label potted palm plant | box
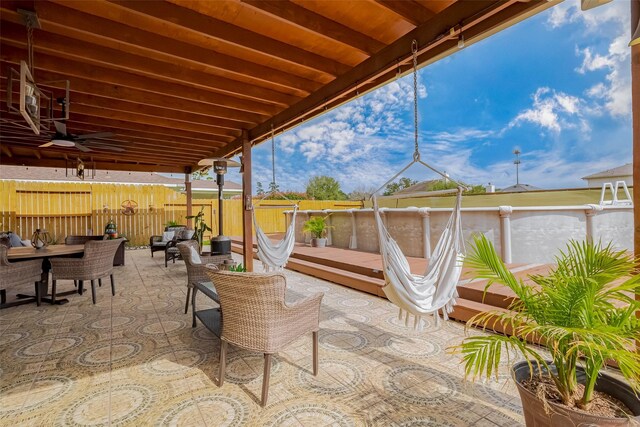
[456,234,640,426]
[303,215,331,247]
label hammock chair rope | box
[372,39,466,330]
[253,125,298,271]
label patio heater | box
[198,157,240,255]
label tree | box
[383,177,486,196]
[306,176,347,200]
[383,177,418,196]
[268,181,280,194]
[348,184,377,201]
[256,181,264,195]
[427,180,486,194]
[191,170,213,180]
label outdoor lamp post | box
[197,157,241,255]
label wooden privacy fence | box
[0,181,362,246]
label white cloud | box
[270,76,423,168]
[550,0,631,118]
[508,87,588,134]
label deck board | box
[231,237,552,319]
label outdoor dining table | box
[7,244,85,306]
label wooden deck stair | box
[230,238,550,335]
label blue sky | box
[226,0,632,193]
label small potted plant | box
[303,215,331,247]
[455,234,640,426]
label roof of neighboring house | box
[581,163,632,180]
[0,165,242,190]
[498,183,541,193]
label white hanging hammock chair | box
[252,124,298,272]
[373,191,465,329]
[253,206,297,272]
[370,39,466,329]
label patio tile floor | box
[0,249,524,426]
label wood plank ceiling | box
[0,0,556,173]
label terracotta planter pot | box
[310,238,327,248]
[512,361,640,427]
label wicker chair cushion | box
[162,231,175,242]
[151,241,168,247]
[173,229,194,240]
[189,246,201,264]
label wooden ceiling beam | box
[0,21,302,108]
[0,102,230,145]
[49,0,349,79]
[0,89,240,139]
[1,139,195,164]
[0,127,223,156]
[0,36,272,122]
[0,11,322,96]
[0,155,187,173]
[54,113,227,145]
[0,138,213,164]
[240,0,385,56]
[373,1,436,26]
[66,92,244,134]
[0,67,250,131]
[60,104,235,139]
[47,124,226,151]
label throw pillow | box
[162,231,175,242]
[189,246,202,264]
[8,232,23,247]
[183,229,195,240]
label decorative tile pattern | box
[0,249,524,426]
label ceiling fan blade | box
[76,132,114,140]
[53,120,67,135]
[39,141,55,147]
[74,142,92,152]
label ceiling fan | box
[38,120,123,152]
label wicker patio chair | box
[206,269,324,406]
[149,225,186,258]
[50,238,123,304]
[177,240,232,314]
[0,244,44,306]
[164,230,196,267]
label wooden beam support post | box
[241,130,254,272]
[185,169,193,229]
[632,0,640,258]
